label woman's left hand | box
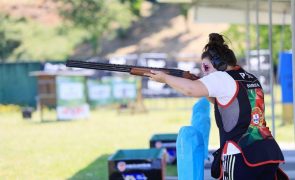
[144,70,168,83]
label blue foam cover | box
[177,126,204,180]
[176,97,211,180]
[191,97,211,158]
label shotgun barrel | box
[66,60,199,80]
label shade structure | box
[156,0,295,143]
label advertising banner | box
[87,78,112,106]
[246,50,271,94]
[56,76,89,120]
[112,77,137,104]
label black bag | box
[211,148,222,179]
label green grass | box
[0,104,191,180]
[0,96,294,180]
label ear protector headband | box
[208,49,227,71]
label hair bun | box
[209,33,224,45]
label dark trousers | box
[222,153,279,180]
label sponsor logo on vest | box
[247,83,260,88]
[239,73,246,79]
[253,114,260,124]
[251,107,264,126]
[239,72,254,79]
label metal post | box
[268,0,275,138]
[279,11,286,126]
[280,11,286,52]
[291,0,295,144]
[246,0,251,71]
[256,0,261,75]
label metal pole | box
[256,0,261,75]
[268,0,275,138]
[280,11,286,52]
[278,11,286,126]
[291,0,295,144]
[246,0,251,71]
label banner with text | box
[56,76,89,120]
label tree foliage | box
[0,15,87,61]
[223,24,292,64]
[0,0,135,61]
[0,14,22,62]
[57,0,134,55]
[121,0,144,16]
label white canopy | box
[159,0,291,24]
[158,0,295,142]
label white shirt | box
[199,71,237,106]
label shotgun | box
[66,60,200,80]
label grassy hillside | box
[1,1,228,61]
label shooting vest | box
[215,66,284,166]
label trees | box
[57,0,133,55]
[121,0,144,16]
[0,0,135,61]
[0,14,22,62]
[223,24,292,64]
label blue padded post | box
[177,126,204,180]
[191,97,211,159]
[176,97,210,180]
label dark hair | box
[201,33,237,67]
